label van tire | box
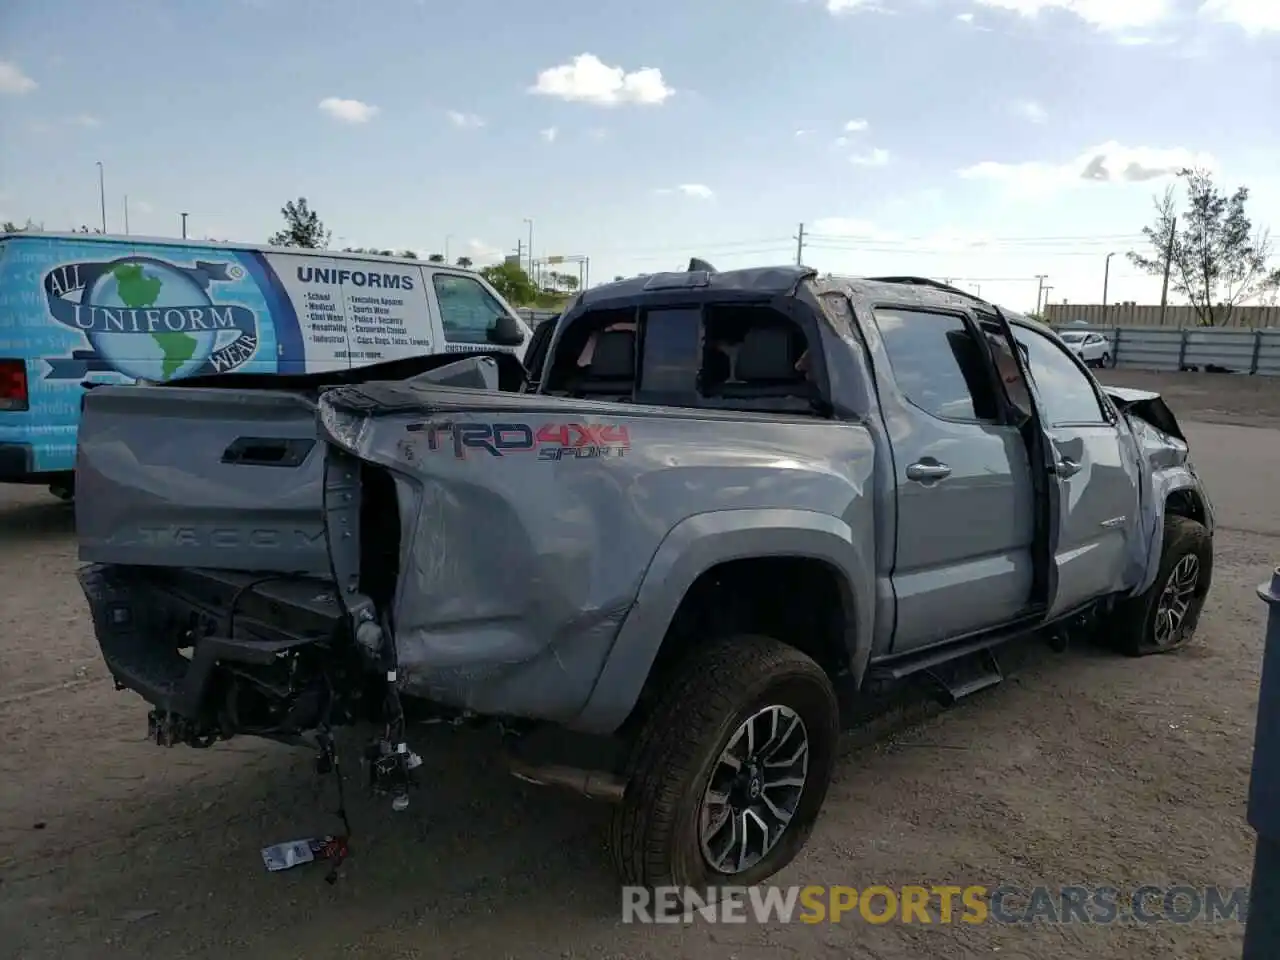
[1103,515,1212,657]
[609,634,839,897]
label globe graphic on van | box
[81,258,220,381]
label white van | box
[0,231,532,488]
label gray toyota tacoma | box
[75,264,1214,890]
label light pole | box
[1103,252,1115,308]
[95,161,106,233]
[1034,274,1048,314]
[445,235,453,262]
[123,195,130,235]
[523,218,533,277]
[180,212,188,239]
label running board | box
[923,648,1004,706]
[867,614,1043,686]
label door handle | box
[1054,456,1082,478]
[906,460,952,483]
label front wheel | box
[610,635,839,892]
[1102,515,1212,656]
[1101,352,1112,369]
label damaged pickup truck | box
[75,265,1214,891]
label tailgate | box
[76,383,331,574]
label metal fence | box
[516,308,561,327]
[1049,324,1280,376]
[1046,303,1280,329]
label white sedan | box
[1058,330,1112,368]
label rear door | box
[873,306,1038,653]
[1009,323,1140,618]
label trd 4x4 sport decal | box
[400,421,631,461]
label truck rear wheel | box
[1103,515,1212,656]
[609,634,839,894]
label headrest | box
[589,329,635,378]
[735,325,798,381]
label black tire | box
[1103,515,1212,656]
[1102,352,1112,369]
[610,634,839,893]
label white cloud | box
[540,126,558,142]
[588,127,609,140]
[957,11,976,21]
[972,0,1171,31]
[464,239,505,264]
[529,53,674,106]
[0,60,36,94]
[795,129,811,138]
[1010,99,1048,123]
[447,110,485,129]
[844,118,869,132]
[654,184,715,200]
[826,0,882,12]
[850,148,891,166]
[318,97,379,123]
[958,140,1216,196]
[71,115,101,128]
[1199,0,1280,33]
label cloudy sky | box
[1,0,1277,311]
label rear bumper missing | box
[79,564,350,739]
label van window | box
[432,273,509,345]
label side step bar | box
[867,612,1046,704]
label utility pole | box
[515,238,523,270]
[1034,274,1048,314]
[123,195,130,235]
[1043,286,1055,317]
[1158,215,1176,326]
[180,212,188,239]
[794,222,805,266]
[523,218,534,275]
[95,161,106,233]
[1103,252,1115,308]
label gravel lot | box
[1,370,1277,960]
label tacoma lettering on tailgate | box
[402,421,631,461]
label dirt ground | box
[1,370,1278,960]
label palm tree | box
[456,256,473,268]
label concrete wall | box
[1045,303,1280,328]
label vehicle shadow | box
[0,493,74,545]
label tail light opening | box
[0,359,28,411]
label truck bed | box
[76,373,879,725]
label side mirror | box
[487,313,526,347]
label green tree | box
[1128,167,1280,326]
[455,255,473,268]
[428,253,445,263]
[561,273,579,292]
[268,197,331,249]
[480,261,537,305]
[399,249,418,259]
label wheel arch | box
[1132,472,1213,596]
[568,509,875,737]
